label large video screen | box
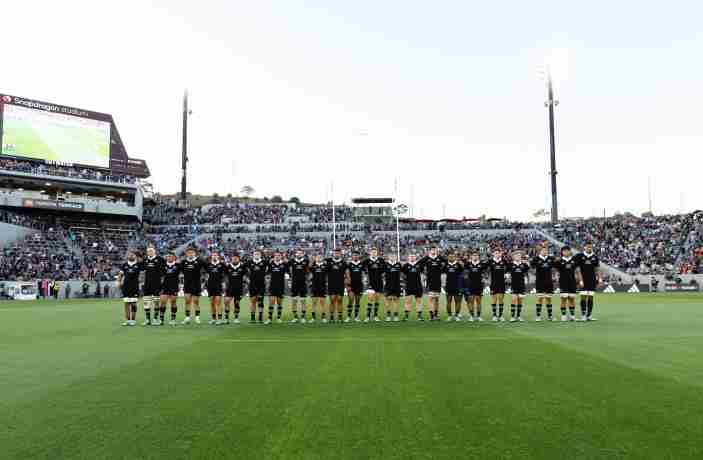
[1,103,111,168]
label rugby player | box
[268,252,287,324]
[384,253,402,321]
[223,252,247,324]
[554,246,578,321]
[422,247,446,321]
[142,246,165,326]
[180,247,206,324]
[442,252,464,321]
[288,249,310,323]
[464,251,486,321]
[401,253,424,320]
[531,244,556,321]
[204,252,225,325]
[507,251,530,322]
[117,251,141,326]
[362,248,386,322]
[486,248,508,322]
[347,251,365,322]
[575,242,602,321]
[310,254,327,323]
[245,250,269,323]
[160,253,181,326]
[326,248,347,323]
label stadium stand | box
[546,213,701,275]
[3,192,703,281]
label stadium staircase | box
[174,234,209,256]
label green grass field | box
[1,293,702,460]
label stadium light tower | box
[544,69,559,225]
[181,89,190,200]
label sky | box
[3,0,702,220]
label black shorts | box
[468,286,484,297]
[385,287,401,297]
[426,283,442,294]
[161,286,179,296]
[291,283,308,298]
[405,286,423,298]
[269,286,285,298]
[328,285,345,297]
[350,284,363,296]
[369,279,384,293]
[536,282,554,295]
[207,284,223,297]
[560,282,577,295]
[184,284,201,296]
[311,284,327,297]
[582,278,597,292]
[249,284,265,297]
[122,284,139,299]
[491,284,506,295]
[143,283,162,297]
[512,285,526,295]
[226,288,243,299]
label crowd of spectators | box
[0,209,51,230]
[548,213,701,275]
[0,158,136,185]
[198,230,544,261]
[1,228,83,281]
[4,194,703,280]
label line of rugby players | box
[116,242,601,326]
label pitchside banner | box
[664,283,700,292]
[23,198,84,211]
[521,283,647,295]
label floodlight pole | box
[546,73,559,225]
[331,182,336,250]
[395,178,400,260]
[180,89,189,200]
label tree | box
[240,185,254,198]
[289,196,301,204]
[271,195,283,203]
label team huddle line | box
[117,243,601,327]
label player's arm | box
[116,269,124,289]
[595,259,603,287]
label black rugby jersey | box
[246,258,269,288]
[348,261,364,288]
[464,261,487,289]
[363,257,386,286]
[326,258,348,288]
[486,258,508,287]
[507,262,531,291]
[120,261,142,292]
[162,262,181,292]
[180,257,205,285]
[288,257,309,287]
[443,261,464,293]
[224,262,247,293]
[531,255,556,288]
[142,256,165,288]
[574,252,600,284]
